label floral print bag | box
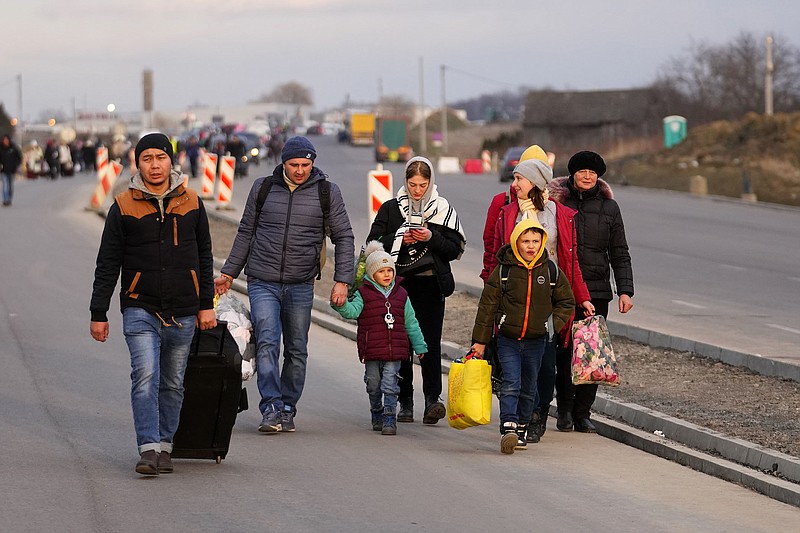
[571,315,620,387]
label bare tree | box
[254,82,314,106]
[655,32,800,123]
[0,104,14,139]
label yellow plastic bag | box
[447,356,492,430]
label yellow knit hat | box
[519,145,548,164]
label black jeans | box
[536,334,557,415]
[398,275,445,404]
[555,298,610,419]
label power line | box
[442,65,517,90]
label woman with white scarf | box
[367,156,466,425]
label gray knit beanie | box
[513,159,553,190]
[364,240,395,280]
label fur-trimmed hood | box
[547,175,614,204]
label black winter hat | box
[135,133,173,164]
[568,151,606,177]
[281,136,317,163]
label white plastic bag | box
[215,292,256,380]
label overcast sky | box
[1,0,795,123]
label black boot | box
[537,409,548,438]
[574,417,597,433]
[528,411,547,442]
[397,400,414,423]
[556,410,573,432]
[422,396,445,425]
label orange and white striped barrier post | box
[217,155,235,209]
[481,150,491,173]
[90,147,110,209]
[90,157,123,210]
[201,152,217,200]
[367,163,393,224]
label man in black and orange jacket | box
[90,133,216,476]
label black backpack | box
[253,176,331,280]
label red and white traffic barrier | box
[90,147,111,209]
[201,152,217,199]
[90,153,123,209]
[217,155,235,206]
[367,164,393,224]
[481,150,491,173]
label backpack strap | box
[316,179,331,280]
[500,263,511,294]
[254,176,276,223]
[546,258,558,340]
[318,179,331,237]
[548,258,557,293]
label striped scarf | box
[390,183,466,260]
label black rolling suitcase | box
[172,321,248,463]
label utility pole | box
[765,35,774,116]
[440,64,447,154]
[377,76,383,113]
[419,57,426,153]
[17,74,23,146]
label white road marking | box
[766,324,800,335]
[719,264,746,271]
[672,300,707,309]
[789,277,800,283]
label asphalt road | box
[1,163,799,530]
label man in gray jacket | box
[215,136,354,433]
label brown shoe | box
[135,450,159,476]
[158,451,174,474]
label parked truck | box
[374,117,413,163]
[348,112,376,146]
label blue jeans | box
[496,334,547,427]
[248,278,314,415]
[122,307,196,454]
[364,360,401,414]
[1,172,13,204]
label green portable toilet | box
[663,115,687,148]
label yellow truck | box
[348,112,376,146]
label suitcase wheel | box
[216,456,221,464]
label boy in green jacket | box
[471,218,574,454]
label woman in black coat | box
[548,151,634,432]
[367,156,466,425]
